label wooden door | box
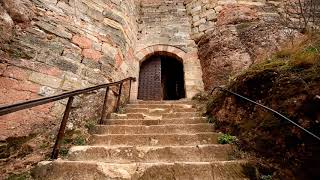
[138,56,162,100]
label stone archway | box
[131,45,204,101]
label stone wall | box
[0,0,138,140]
[133,0,204,99]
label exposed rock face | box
[191,0,302,90]
[2,0,34,23]
[0,6,14,43]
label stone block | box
[82,49,103,60]
[29,72,62,89]
[72,35,92,49]
[101,43,118,59]
[191,5,202,14]
[50,57,81,75]
[61,73,91,91]
[194,18,206,27]
[35,21,72,40]
[199,21,215,32]
[192,15,200,22]
[201,9,216,18]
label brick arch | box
[135,45,187,63]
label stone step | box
[67,144,233,163]
[123,107,197,114]
[110,112,202,119]
[33,160,251,180]
[93,124,214,135]
[89,133,220,146]
[104,117,207,125]
[126,104,193,109]
[131,100,193,104]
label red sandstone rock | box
[2,0,34,23]
[217,5,259,25]
[82,49,103,60]
[72,35,92,49]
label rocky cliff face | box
[190,0,302,90]
[203,35,320,179]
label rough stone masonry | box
[0,0,297,154]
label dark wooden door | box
[138,56,162,100]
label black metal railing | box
[0,77,136,159]
[211,86,320,141]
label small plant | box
[117,106,125,113]
[261,175,273,180]
[73,136,86,146]
[218,134,237,144]
[85,121,95,132]
[59,147,69,157]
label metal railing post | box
[51,96,74,159]
[116,83,123,111]
[128,79,132,103]
[100,87,109,124]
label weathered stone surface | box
[82,49,103,60]
[28,71,62,89]
[72,35,92,49]
[2,0,34,23]
[217,4,259,25]
[33,101,252,179]
[35,21,72,39]
[0,6,14,43]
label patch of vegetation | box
[117,106,125,114]
[85,121,96,132]
[261,175,273,180]
[218,134,237,144]
[39,142,50,149]
[6,172,31,180]
[73,136,86,146]
[63,130,87,146]
[59,147,69,157]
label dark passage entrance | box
[138,54,185,100]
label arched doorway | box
[138,54,185,100]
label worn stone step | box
[131,100,193,104]
[33,160,251,180]
[89,133,220,146]
[123,107,197,114]
[93,124,214,135]
[126,104,193,109]
[67,144,233,163]
[110,112,202,119]
[104,117,207,125]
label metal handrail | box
[211,86,320,141]
[0,77,136,159]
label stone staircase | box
[33,100,251,180]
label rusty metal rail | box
[0,77,136,159]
